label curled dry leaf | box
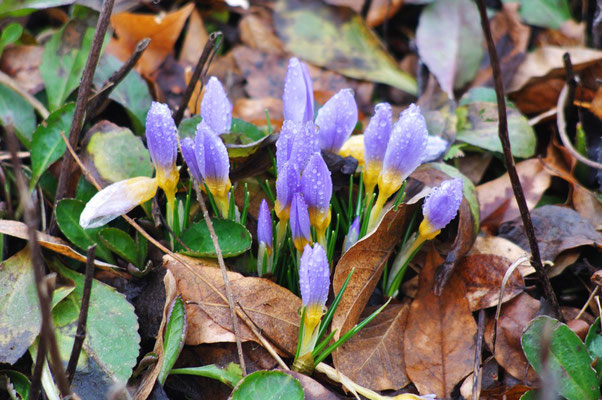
[458,254,525,311]
[469,236,533,277]
[478,158,552,233]
[335,302,410,391]
[484,292,540,385]
[108,3,195,76]
[163,255,301,355]
[404,248,477,398]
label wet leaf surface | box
[0,83,35,147]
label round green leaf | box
[98,227,139,267]
[55,198,114,262]
[230,371,304,400]
[177,218,252,258]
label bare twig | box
[0,71,49,119]
[476,0,562,320]
[29,329,48,400]
[85,38,151,120]
[4,128,71,398]
[51,0,116,234]
[472,309,485,400]
[66,245,96,383]
[173,31,223,125]
[196,188,247,375]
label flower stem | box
[385,233,426,297]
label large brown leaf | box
[164,255,301,355]
[335,303,409,391]
[457,254,525,311]
[404,248,477,398]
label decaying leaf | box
[458,254,525,311]
[404,248,477,398]
[164,255,301,355]
[470,235,533,277]
[335,303,410,391]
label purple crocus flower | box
[379,104,428,197]
[276,120,297,173]
[146,102,178,171]
[257,198,273,251]
[419,178,463,240]
[201,76,232,135]
[424,135,449,162]
[363,103,392,194]
[301,152,332,235]
[290,121,319,172]
[194,121,231,204]
[315,89,358,153]
[343,216,360,252]
[283,57,314,123]
[181,137,202,182]
[275,161,300,221]
[299,243,329,321]
[290,192,311,252]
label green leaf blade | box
[177,219,252,258]
[231,371,304,400]
[158,296,187,385]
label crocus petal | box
[343,216,360,252]
[257,198,273,249]
[338,135,365,166]
[299,243,330,308]
[146,102,178,170]
[283,57,314,123]
[195,121,230,195]
[275,161,300,220]
[301,152,332,230]
[290,193,311,252]
[421,178,463,231]
[315,89,358,153]
[201,76,232,135]
[289,121,319,172]
[424,135,449,162]
[379,104,428,195]
[80,177,158,229]
[181,137,202,182]
[364,102,392,166]
[276,120,300,173]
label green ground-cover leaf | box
[0,0,74,17]
[0,370,30,399]
[231,370,304,400]
[170,363,242,388]
[0,84,35,147]
[30,103,75,189]
[522,315,600,400]
[273,0,416,94]
[0,23,23,58]
[93,54,152,134]
[55,198,115,262]
[516,0,571,29]
[98,227,139,267]
[52,260,140,382]
[40,15,95,111]
[176,218,252,258]
[158,296,187,385]
[585,317,602,383]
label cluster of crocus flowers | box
[293,243,330,373]
[367,104,429,229]
[385,178,463,297]
[80,102,179,229]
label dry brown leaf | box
[404,248,477,398]
[179,9,209,67]
[281,370,340,400]
[0,220,120,272]
[335,303,410,391]
[0,45,44,94]
[456,152,493,185]
[331,200,419,343]
[365,0,404,27]
[134,270,178,400]
[239,12,285,55]
[477,158,552,233]
[458,254,524,311]
[484,292,539,384]
[108,3,195,76]
[535,20,586,48]
[469,236,533,276]
[164,255,301,355]
[186,306,236,345]
[232,97,284,128]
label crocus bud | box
[80,177,159,229]
[181,137,202,182]
[343,216,360,252]
[289,121,319,172]
[378,104,428,198]
[283,57,314,123]
[419,178,463,240]
[194,121,231,215]
[201,76,232,135]
[315,89,358,153]
[275,161,300,221]
[276,120,297,173]
[363,103,392,194]
[299,243,329,333]
[301,152,332,237]
[257,198,273,252]
[146,102,179,200]
[290,193,311,253]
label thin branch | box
[475,0,562,320]
[0,70,49,119]
[173,31,223,125]
[85,38,151,120]
[195,188,247,375]
[66,245,96,383]
[4,127,71,398]
[51,0,116,234]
